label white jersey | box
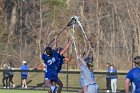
[80,71,84,87]
[80,65,96,86]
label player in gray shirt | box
[77,51,98,93]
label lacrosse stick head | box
[67,16,80,26]
[67,17,76,26]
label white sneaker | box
[13,84,15,88]
[25,86,27,89]
[3,86,6,88]
[22,85,24,89]
[51,86,57,93]
[106,90,110,92]
[112,91,116,93]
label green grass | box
[0,89,74,93]
[0,71,126,92]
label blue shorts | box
[21,75,27,79]
[45,70,58,82]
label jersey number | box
[47,57,56,65]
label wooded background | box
[0,0,140,70]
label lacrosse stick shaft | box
[69,26,78,59]
[47,26,68,46]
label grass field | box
[0,71,126,92]
[0,89,74,93]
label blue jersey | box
[56,54,65,73]
[126,67,140,93]
[20,65,29,75]
[110,68,117,79]
[42,50,60,81]
[42,50,60,71]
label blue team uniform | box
[110,68,117,79]
[42,50,60,82]
[126,67,140,93]
[20,65,29,79]
[56,54,65,73]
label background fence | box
[0,69,127,92]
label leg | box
[106,78,110,92]
[56,77,63,93]
[45,71,57,93]
[21,75,25,88]
[45,80,56,93]
[44,80,55,93]
[24,79,27,88]
[82,86,88,93]
[22,79,24,88]
[22,75,27,88]
[106,78,109,90]
[132,82,135,93]
[8,75,12,88]
[10,75,15,88]
[22,79,26,88]
[9,75,14,84]
[111,79,115,92]
[45,79,53,88]
[111,79,113,92]
[114,79,117,92]
[2,77,6,87]
[8,76,10,88]
[108,78,111,90]
[5,77,8,88]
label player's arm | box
[77,55,87,67]
[53,36,58,49]
[37,63,46,70]
[73,53,82,69]
[60,40,72,55]
[27,66,30,76]
[125,78,130,93]
[75,60,82,70]
[83,86,88,93]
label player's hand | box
[54,36,58,39]
[89,45,93,51]
[28,73,30,76]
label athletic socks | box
[51,86,57,93]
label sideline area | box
[0,89,74,93]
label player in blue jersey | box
[20,61,29,89]
[125,56,140,93]
[42,47,59,93]
[42,40,72,93]
[55,47,72,93]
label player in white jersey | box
[77,51,98,93]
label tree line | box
[0,0,140,70]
